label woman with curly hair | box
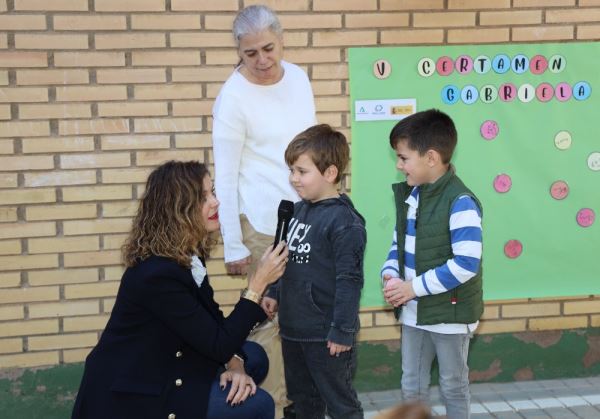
[71,161,288,419]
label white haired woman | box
[212,4,316,417]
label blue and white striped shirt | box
[381,186,482,333]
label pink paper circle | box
[480,120,499,140]
[436,56,454,76]
[550,180,569,200]
[455,55,473,74]
[576,208,595,227]
[536,83,554,102]
[530,55,548,75]
[499,83,517,102]
[555,82,572,102]
[494,174,512,193]
[504,240,523,259]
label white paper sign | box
[354,98,417,122]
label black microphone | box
[273,200,294,248]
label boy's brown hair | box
[285,123,349,183]
[389,108,457,164]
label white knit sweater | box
[212,60,316,262]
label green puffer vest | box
[393,169,483,325]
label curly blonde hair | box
[122,160,213,268]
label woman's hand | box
[248,242,288,295]
[225,255,252,276]
[219,366,257,406]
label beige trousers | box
[240,215,288,410]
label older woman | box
[71,161,288,419]
[212,5,316,413]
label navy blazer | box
[72,255,266,419]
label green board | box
[349,43,599,307]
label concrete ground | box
[360,376,600,418]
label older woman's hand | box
[248,242,288,295]
[225,255,252,276]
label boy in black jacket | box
[264,124,366,419]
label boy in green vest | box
[380,109,483,419]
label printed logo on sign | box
[354,99,417,121]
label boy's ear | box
[425,149,442,167]
[324,164,339,183]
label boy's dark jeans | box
[282,339,363,419]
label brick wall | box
[1,0,599,369]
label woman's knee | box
[242,341,269,383]
[245,388,275,419]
